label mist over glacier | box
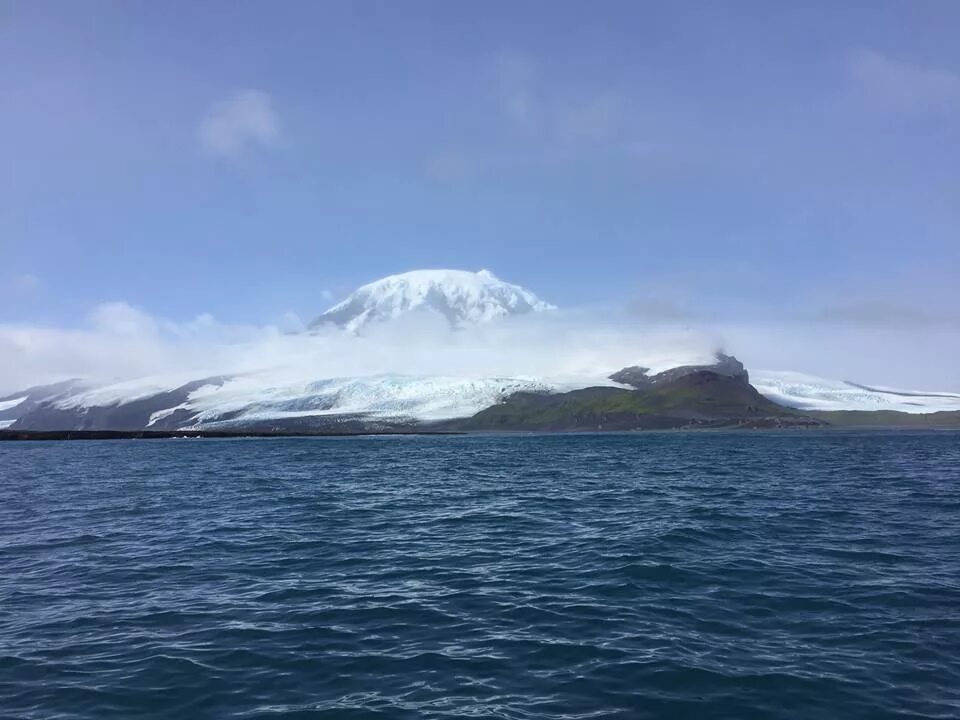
[0,302,723,398]
[1,267,957,409]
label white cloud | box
[198,89,280,158]
[2,297,957,398]
[278,312,305,333]
[0,303,279,394]
[849,49,960,112]
[89,301,160,336]
[0,299,723,396]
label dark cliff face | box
[609,353,749,389]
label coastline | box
[0,429,464,441]
[3,425,958,442]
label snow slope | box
[752,371,960,413]
[177,374,559,426]
[45,373,569,428]
[0,396,27,428]
[7,366,959,430]
[0,397,27,413]
[310,269,555,331]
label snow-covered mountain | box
[3,268,959,431]
[4,358,959,432]
[310,269,555,332]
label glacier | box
[752,371,960,413]
[8,365,956,432]
[176,375,563,426]
[5,371,605,430]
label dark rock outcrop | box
[610,352,749,389]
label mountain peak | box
[310,269,555,331]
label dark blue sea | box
[1,431,959,719]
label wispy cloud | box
[430,51,692,186]
[198,89,281,158]
[625,295,701,324]
[5,274,40,294]
[556,93,623,145]
[423,148,477,182]
[811,301,960,329]
[492,51,626,146]
[493,50,541,131]
[2,294,959,396]
[849,49,960,112]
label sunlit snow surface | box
[311,269,555,332]
[36,372,605,429]
[181,375,566,426]
[135,374,595,428]
[55,375,206,409]
[752,371,960,413]
[0,397,27,413]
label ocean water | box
[1,431,958,720]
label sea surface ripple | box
[1,431,959,719]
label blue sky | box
[2,1,959,333]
